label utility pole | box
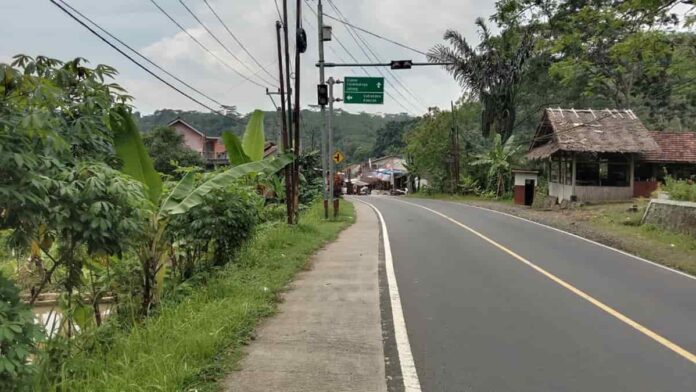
[327,77,342,217]
[282,0,294,222]
[316,0,329,219]
[292,0,302,223]
[450,100,460,194]
[275,21,293,224]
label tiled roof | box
[527,108,660,159]
[641,131,696,163]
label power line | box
[49,0,237,119]
[305,0,418,113]
[148,0,270,89]
[326,0,426,113]
[201,0,278,82]
[178,0,276,86]
[55,0,227,109]
[321,11,428,57]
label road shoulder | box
[221,201,386,392]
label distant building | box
[168,117,277,166]
[527,108,696,202]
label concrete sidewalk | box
[222,201,386,392]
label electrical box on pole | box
[317,83,328,106]
[390,60,413,70]
[322,25,332,41]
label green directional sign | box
[344,76,384,104]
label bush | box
[167,185,261,279]
[663,176,696,202]
[0,274,43,391]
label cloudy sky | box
[1,0,498,116]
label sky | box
[0,0,498,116]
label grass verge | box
[409,193,696,276]
[57,201,355,392]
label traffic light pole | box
[327,77,340,217]
[316,0,329,219]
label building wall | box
[171,123,205,154]
[514,173,538,186]
[642,199,696,237]
[549,182,632,202]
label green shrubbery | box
[663,176,696,202]
[167,185,261,278]
[0,275,43,391]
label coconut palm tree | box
[428,18,534,142]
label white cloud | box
[1,0,499,116]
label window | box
[565,160,573,185]
[575,155,630,187]
[550,159,560,183]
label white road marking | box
[354,198,422,392]
[431,199,696,281]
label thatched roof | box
[641,131,696,163]
[526,108,660,160]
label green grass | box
[580,202,696,275]
[56,201,355,392]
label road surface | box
[363,196,696,392]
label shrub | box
[663,176,696,202]
[0,274,43,391]
[167,185,261,279]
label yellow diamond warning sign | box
[332,150,345,164]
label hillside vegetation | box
[135,108,412,163]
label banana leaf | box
[111,107,163,205]
[221,131,251,165]
[242,110,265,161]
[165,153,294,215]
[158,171,196,217]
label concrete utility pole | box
[316,0,329,219]
[275,22,293,224]
[450,100,460,194]
[327,77,342,217]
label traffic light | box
[317,83,328,106]
[390,60,412,70]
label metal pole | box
[276,21,293,225]
[282,0,294,223]
[328,77,335,217]
[317,0,329,219]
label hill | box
[134,108,413,163]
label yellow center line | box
[394,198,696,366]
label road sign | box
[344,76,384,104]
[332,150,345,164]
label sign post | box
[343,76,384,104]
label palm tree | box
[428,19,534,142]
[472,134,522,197]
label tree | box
[428,19,535,142]
[372,119,417,158]
[472,134,522,197]
[143,126,202,175]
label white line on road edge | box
[354,198,422,392]
[394,198,696,366]
[411,198,696,282]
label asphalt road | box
[364,196,696,392]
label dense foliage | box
[663,176,696,202]
[143,126,202,176]
[0,274,42,391]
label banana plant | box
[221,109,267,165]
[110,107,293,314]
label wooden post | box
[571,153,577,199]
